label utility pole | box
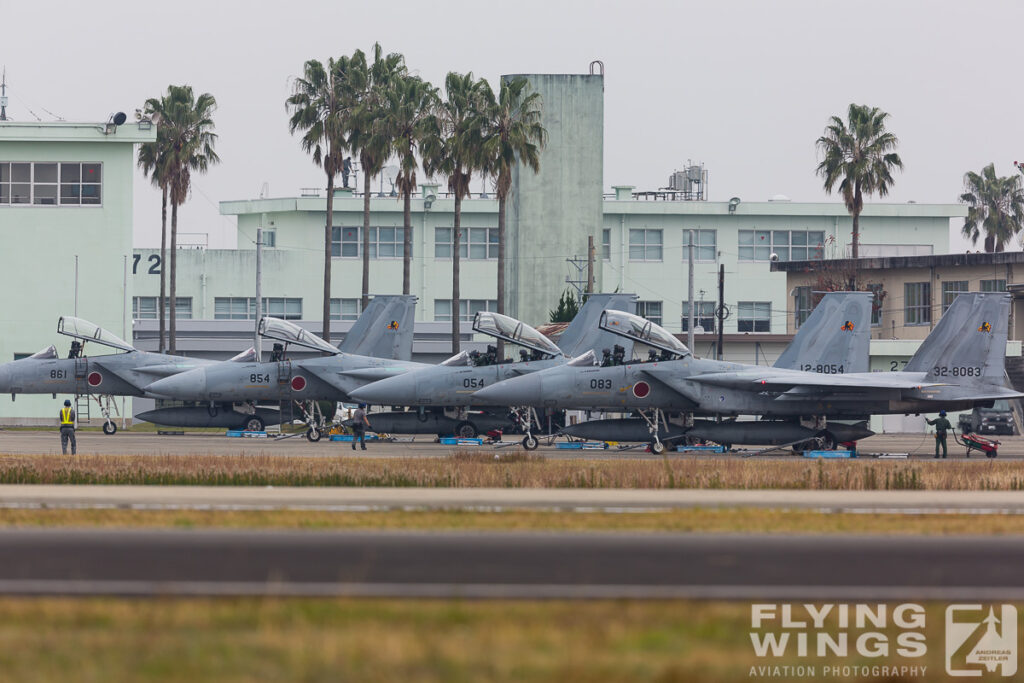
[255,225,263,360]
[687,230,695,352]
[74,255,79,317]
[586,235,595,296]
[716,264,725,360]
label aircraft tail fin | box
[774,291,873,372]
[556,293,639,358]
[905,292,1011,384]
[337,295,417,360]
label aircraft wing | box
[631,365,702,405]
[686,369,943,392]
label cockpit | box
[258,317,341,357]
[598,310,690,362]
[57,316,136,355]
[470,311,564,366]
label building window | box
[263,231,276,248]
[904,282,931,325]
[739,230,824,261]
[331,226,359,257]
[602,229,610,261]
[0,162,101,206]
[628,229,663,261]
[681,301,715,332]
[738,301,771,332]
[434,227,497,259]
[133,297,192,320]
[330,298,362,321]
[941,280,969,313]
[637,300,663,326]
[434,299,497,322]
[867,284,884,326]
[214,297,302,320]
[332,226,404,259]
[793,287,813,328]
[683,229,716,262]
[981,279,1007,292]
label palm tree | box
[815,103,903,260]
[287,57,355,341]
[149,85,219,354]
[137,100,172,352]
[479,76,546,326]
[385,74,438,295]
[347,44,406,311]
[960,163,1024,252]
[422,72,489,353]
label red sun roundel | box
[87,372,103,387]
[632,381,651,398]
[290,376,307,392]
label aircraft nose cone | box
[349,375,410,405]
[146,369,205,399]
[0,365,10,393]
[473,374,539,406]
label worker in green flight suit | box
[926,410,952,459]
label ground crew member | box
[59,399,76,455]
[351,403,371,451]
[926,410,952,459]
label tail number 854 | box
[932,366,982,377]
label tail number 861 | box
[932,366,982,377]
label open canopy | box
[57,316,135,352]
[599,310,690,359]
[473,311,563,359]
[258,317,341,356]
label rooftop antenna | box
[0,68,8,121]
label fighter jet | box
[0,316,256,434]
[141,294,423,436]
[347,293,639,438]
[476,292,1022,451]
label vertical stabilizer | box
[774,291,873,372]
[338,295,417,360]
[905,292,1010,384]
[556,293,639,358]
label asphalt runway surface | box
[0,429,1019,459]
[0,528,1022,599]
[6,484,1024,514]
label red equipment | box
[959,431,1000,458]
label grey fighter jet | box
[347,293,638,437]
[141,295,424,435]
[475,292,1021,451]
[0,317,257,434]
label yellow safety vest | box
[60,407,74,425]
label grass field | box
[0,598,978,682]
[3,452,1024,489]
[4,506,1024,536]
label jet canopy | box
[27,345,58,360]
[473,311,563,359]
[599,310,690,359]
[258,317,341,356]
[57,316,135,352]
[440,350,472,366]
[229,347,258,363]
[568,349,597,367]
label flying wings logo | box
[841,321,855,331]
[979,322,992,333]
[946,604,1017,676]
[387,320,400,330]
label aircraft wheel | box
[454,421,478,439]
[989,449,998,458]
[102,422,117,435]
[243,416,265,433]
[306,427,322,442]
[522,434,539,451]
[816,430,837,451]
[650,440,666,455]
[792,440,813,454]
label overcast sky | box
[3,0,1021,250]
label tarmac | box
[0,429,1017,459]
[0,528,1022,599]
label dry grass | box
[3,452,1024,490]
[0,597,970,682]
[4,506,1024,536]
